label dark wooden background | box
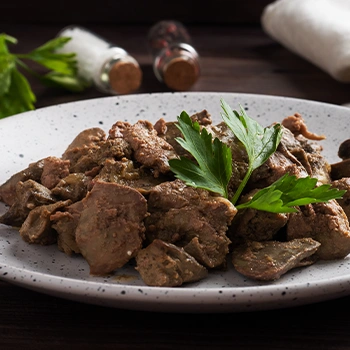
[2,0,272,25]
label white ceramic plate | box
[1,92,350,313]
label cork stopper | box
[163,57,199,91]
[108,60,142,94]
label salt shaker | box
[56,25,142,95]
[147,20,200,91]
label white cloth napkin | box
[261,0,350,82]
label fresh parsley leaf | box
[0,34,16,96]
[0,55,15,96]
[19,37,78,76]
[220,99,283,204]
[0,67,36,118]
[39,71,89,92]
[0,33,89,119]
[0,33,16,54]
[236,173,346,213]
[169,111,232,198]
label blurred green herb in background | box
[0,33,89,119]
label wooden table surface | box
[2,22,350,350]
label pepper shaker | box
[147,20,200,91]
[56,25,142,95]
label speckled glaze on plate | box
[1,92,350,313]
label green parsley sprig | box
[169,99,345,213]
[168,111,232,198]
[236,173,346,213]
[220,99,283,204]
[0,33,89,119]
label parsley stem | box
[231,166,252,205]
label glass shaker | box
[56,25,142,95]
[147,20,200,91]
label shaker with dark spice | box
[147,20,200,91]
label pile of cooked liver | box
[1,110,350,286]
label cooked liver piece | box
[19,200,72,245]
[228,188,289,245]
[61,127,106,165]
[0,159,44,206]
[287,200,350,260]
[135,239,208,287]
[331,177,350,219]
[40,156,70,189]
[0,179,56,226]
[69,138,132,174]
[95,158,167,195]
[229,207,289,245]
[75,181,148,275]
[331,159,350,180]
[51,173,91,202]
[116,120,178,177]
[232,238,320,281]
[50,200,85,256]
[282,112,326,141]
[145,179,237,268]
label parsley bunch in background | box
[0,33,89,119]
